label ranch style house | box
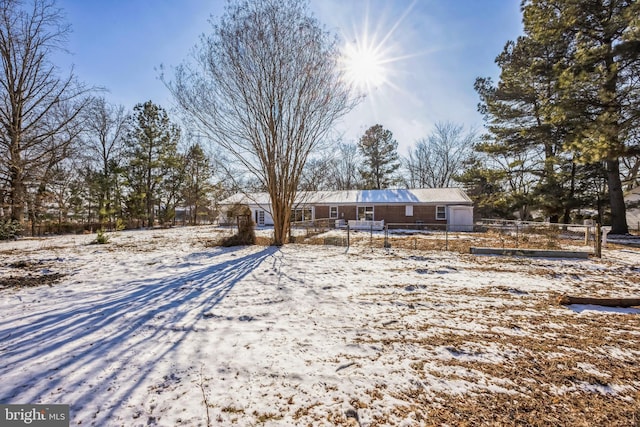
[219,188,474,231]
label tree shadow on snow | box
[0,245,278,424]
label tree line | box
[0,0,221,235]
[2,0,638,243]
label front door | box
[255,210,265,226]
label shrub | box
[94,228,110,244]
[220,215,255,247]
[0,219,22,240]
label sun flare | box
[343,42,387,89]
[339,2,417,93]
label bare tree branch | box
[165,0,359,245]
[0,0,92,224]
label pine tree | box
[123,101,181,228]
[523,0,639,233]
[475,0,638,228]
[183,143,214,225]
[474,32,579,222]
[358,124,401,190]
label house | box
[218,188,474,231]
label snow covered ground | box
[1,226,639,426]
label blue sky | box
[56,0,523,154]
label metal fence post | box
[384,224,389,248]
[445,223,449,251]
[347,223,350,248]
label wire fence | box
[289,218,603,256]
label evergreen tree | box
[358,124,401,189]
[455,156,512,219]
[157,150,185,226]
[474,33,578,222]
[475,0,637,228]
[523,0,639,233]
[183,143,214,225]
[123,101,181,227]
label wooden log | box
[558,295,640,308]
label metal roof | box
[221,188,473,206]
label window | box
[436,205,446,220]
[405,205,414,217]
[291,207,312,222]
[357,206,374,221]
[329,206,338,219]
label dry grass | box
[294,234,640,427]
[2,227,638,425]
[0,272,65,289]
[0,259,66,290]
[297,229,598,254]
[343,249,640,427]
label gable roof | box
[221,188,473,206]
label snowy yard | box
[1,226,639,426]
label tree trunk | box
[607,159,628,234]
[271,199,286,246]
[9,169,25,224]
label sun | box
[343,41,387,89]
[339,1,417,93]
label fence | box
[25,222,106,236]
[290,218,602,256]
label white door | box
[255,210,265,226]
[449,207,472,232]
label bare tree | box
[299,155,333,191]
[25,122,81,234]
[299,141,362,191]
[405,122,476,188]
[166,0,358,245]
[81,97,129,223]
[329,142,361,190]
[0,0,91,225]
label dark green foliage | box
[82,98,129,225]
[455,157,514,219]
[522,0,638,233]
[474,0,638,229]
[124,101,181,228]
[183,143,214,225]
[0,219,22,240]
[358,124,401,189]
